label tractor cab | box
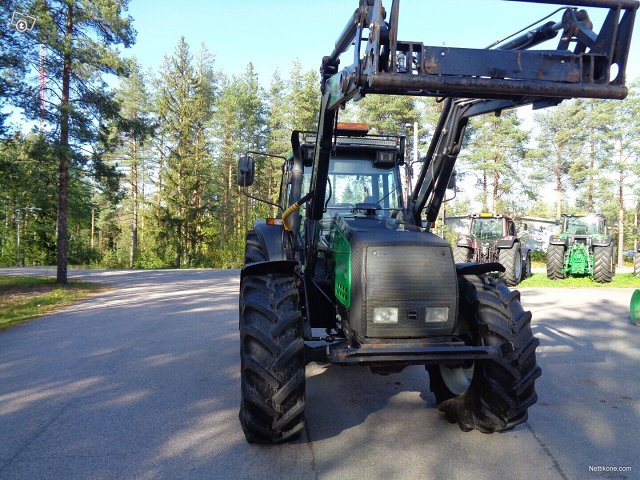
[562,214,606,240]
[296,124,404,215]
[292,125,407,245]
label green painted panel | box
[330,227,351,308]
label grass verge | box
[0,276,107,331]
[519,272,640,288]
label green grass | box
[519,273,640,288]
[0,276,106,331]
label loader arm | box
[306,0,637,270]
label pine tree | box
[109,59,153,268]
[9,0,136,282]
[595,87,640,266]
[213,64,267,266]
[286,60,320,131]
[0,2,29,136]
[349,94,419,135]
[155,39,217,267]
[532,100,586,219]
[461,111,529,213]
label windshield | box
[471,218,503,239]
[303,156,401,217]
[563,216,604,235]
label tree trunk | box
[492,168,499,213]
[90,207,95,249]
[555,148,563,219]
[175,222,181,268]
[482,170,488,211]
[618,169,625,267]
[588,133,595,211]
[140,146,145,248]
[56,4,73,284]
[129,131,138,269]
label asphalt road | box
[1,268,639,480]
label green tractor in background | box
[546,214,614,283]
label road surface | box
[0,268,639,479]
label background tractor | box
[236,0,636,443]
[453,213,531,286]
[546,214,615,283]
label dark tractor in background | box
[546,214,614,283]
[453,213,531,286]
[235,0,636,443]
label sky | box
[123,0,640,84]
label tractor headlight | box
[425,307,449,323]
[373,307,399,324]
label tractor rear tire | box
[453,246,472,264]
[593,245,613,283]
[523,251,532,280]
[634,253,640,277]
[244,230,267,264]
[428,275,540,433]
[239,273,305,443]
[546,244,564,280]
[498,242,521,287]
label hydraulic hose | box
[282,191,314,232]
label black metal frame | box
[305,337,504,366]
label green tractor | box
[235,0,635,443]
[546,214,614,283]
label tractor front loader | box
[236,0,637,443]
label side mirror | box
[237,155,255,187]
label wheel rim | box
[440,364,474,395]
[514,251,522,280]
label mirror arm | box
[241,183,283,211]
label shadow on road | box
[1,271,639,479]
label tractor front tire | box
[593,245,613,283]
[428,275,540,433]
[244,230,267,264]
[546,244,564,280]
[453,246,473,264]
[498,242,522,286]
[239,273,305,443]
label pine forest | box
[2,1,640,279]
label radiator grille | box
[364,245,456,337]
